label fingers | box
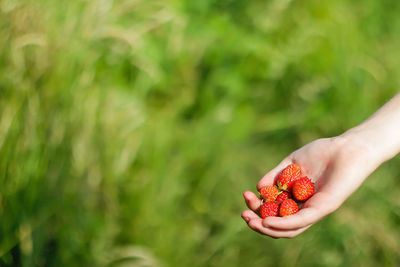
[259,190,338,230]
[262,207,321,230]
[243,191,262,211]
[249,219,311,238]
[241,210,311,238]
[242,193,328,231]
[257,157,292,191]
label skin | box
[241,93,400,238]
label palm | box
[287,138,347,210]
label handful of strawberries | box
[259,164,315,218]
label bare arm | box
[343,92,400,164]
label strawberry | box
[292,177,314,201]
[260,202,279,218]
[259,185,279,202]
[279,199,298,217]
[276,191,291,204]
[276,164,301,191]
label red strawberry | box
[276,164,302,191]
[259,185,279,202]
[292,177,314,201]
[276,191,291,203]
[279,199,298,217]
[260,202,279,218]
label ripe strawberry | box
[292,177,314,201]
[260,202,279,218]
[259,185,279,202]
[276,164,302,191]
[276,191,291,204]
[279,199,298,217]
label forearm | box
[341,93,400,165]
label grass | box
[1,0,400,266]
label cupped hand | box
[241,136,377,238]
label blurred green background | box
[1,0,400,266]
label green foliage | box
[1,0,400,266]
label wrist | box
[337,126,395,167]
[338,93,400,164]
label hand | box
[241,136,378,238]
